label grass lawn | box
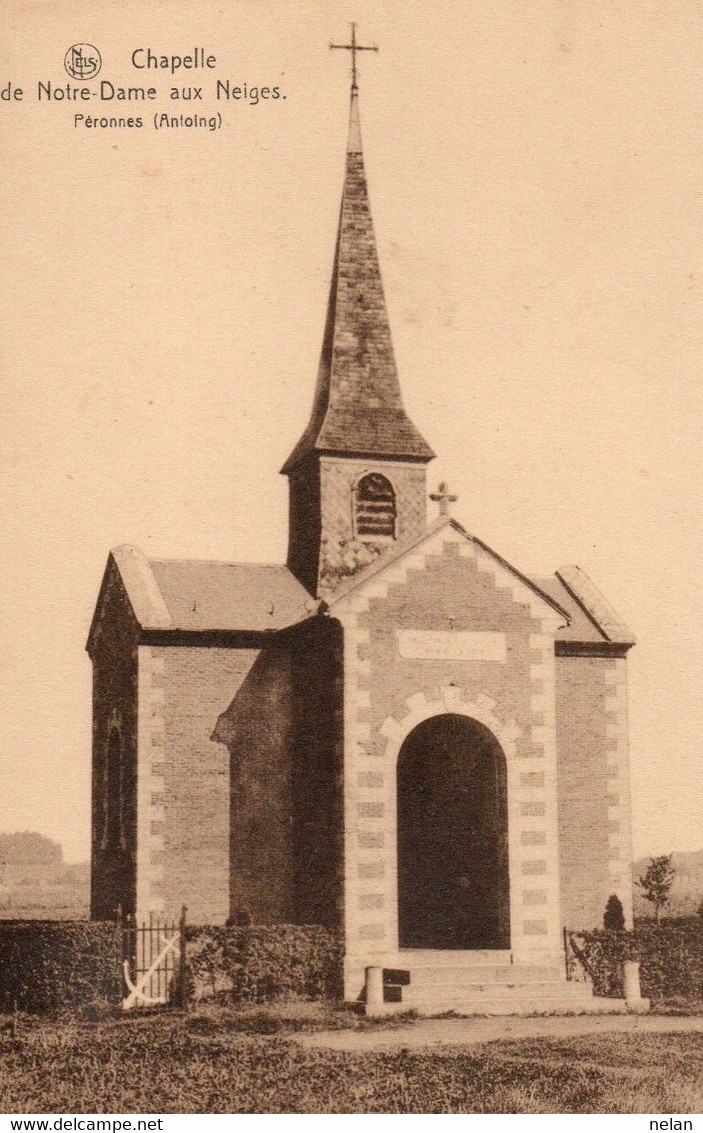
[0,1007,701,1114]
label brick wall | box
[89,561,139,920]
[132,626,344,929]
[213,643,295,924]
[209,621,344,928]
[139,645,259,925]
[556,655,634,930]
[362,545,538,744]
[286,457,321,594]
[290,619,345,928]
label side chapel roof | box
[535,565,636,647]
[86,546,316,652]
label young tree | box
[637,854,675,921]
[603,893,626,931]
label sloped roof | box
[89,546,315,643]
[536,565,636,646]
[148,559,316,632]
[532,576,605,643]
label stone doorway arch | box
[397,713,510,950]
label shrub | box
[186,923,344,1004]
[567,929,635,997]
[634,917,703,1002]
[603,894,625,931]
[0,921,121,1013]
[568,917,703,1002]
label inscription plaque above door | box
[397,630,507,663]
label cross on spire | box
[330,22,378,91]
[430,482,458,517]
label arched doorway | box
[397,713,510,950]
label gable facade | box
[332,522,569,997]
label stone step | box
[406,980,593,1002]
[398,994,627,1017]
[401,964,566,985]
[395,949,512,967]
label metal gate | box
[120,906,187,1010]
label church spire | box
[281,37,434,474]
[346,81,363,154]
[283,31,434,596]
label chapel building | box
[88,75,636,1012]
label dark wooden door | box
[397,713,510,950]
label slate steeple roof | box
[281,86,434,473]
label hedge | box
[8,916,695,1015]
[0,921,121,1013]
[569,917,703,1002]
[185,924,344,1004]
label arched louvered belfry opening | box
[397,713,510,950]
[354,472,396,539]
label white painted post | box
[623,960,640,1000]
[365,965,385,1016]
[623,960,650,1014]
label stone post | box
[623,960,650,1014]
[365,965,386,1016]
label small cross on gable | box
[430,481,458,517]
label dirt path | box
[293,1014,703,1053]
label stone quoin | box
[87,34,637,1015]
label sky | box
[0,0,701,863]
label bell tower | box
[282,31,434,596]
